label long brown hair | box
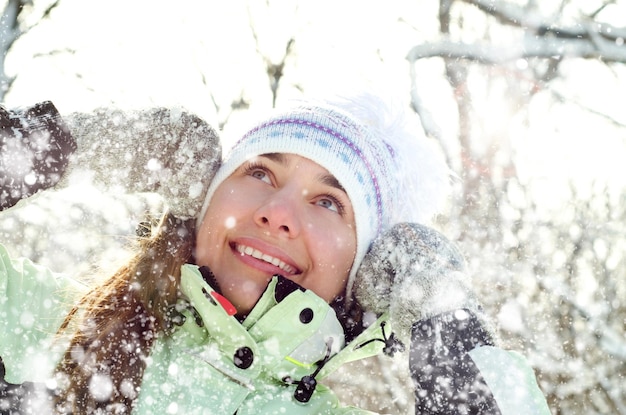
[53,212,194,414]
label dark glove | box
[410,309,499,414]
[0,101,75,210]
[354,222,484,342]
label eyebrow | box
[318,173,346,193]
[260,153,347,193]
[261,153,288,164]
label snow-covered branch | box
[407,34,626,64]
[538,276,626,361]
[464,0,626,42]
[408,0,626,65]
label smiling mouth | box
[235,244,299,275]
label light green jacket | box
[0,244,386,414]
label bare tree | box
[246,1,299,108]
[0,0,61,101]
[0,0,24,99]
[407,1,626,414]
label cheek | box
[310,224,356,274]
[194,224,217,267]
[201,184,246,233]
[333,223,357,260]
[195,194,233,264]
[332,234,357,268]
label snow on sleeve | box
[0,243,82,384]
[469,346,551,415]
[60,107,221,219]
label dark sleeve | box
[0,101,75,210]
[0,356,54,414]
[410,309,551,415]
[410,309,501,415]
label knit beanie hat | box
[198,93,451,301]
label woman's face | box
[195,153,357,315]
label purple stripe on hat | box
[240,118,384,233]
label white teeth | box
[236,244,295,274]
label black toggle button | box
[299,308,314,324]
[294,375,317,403]
[233,346,254,369]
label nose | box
[254,192,301,237]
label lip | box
[230,237,301,276]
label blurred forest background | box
[1,0,625,414]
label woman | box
[0,96,550,414]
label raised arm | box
[61,107,221,219]
[1,103,222,219]
[354,223,551,415]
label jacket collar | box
[175,264,391,382]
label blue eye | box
[243,162,272,184]
[251,169,269,181]
[316,196,343,214]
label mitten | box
[61,107,221,219]
[0,101,75,210]
[353,222,485,342]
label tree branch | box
[463,0,626,41]
[407,34,626,64]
